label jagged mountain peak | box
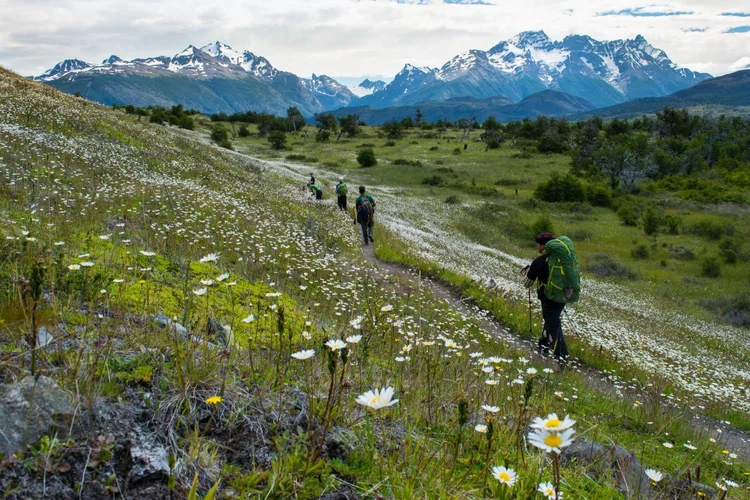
[35,59,91,81]
[509,30,551,48]
[102,55,123,65]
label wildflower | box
[662,442,673,449]
[99,234,111,240]
[200,279,214,286]
[526,367,538,375]
[216,273,229,282]
[206,396,223,405]
[724,479,738,488]
[531,414,576,432]
[326,339,347,351]
[538,482,560,498]
[113,279,124,283]
[291,349,315,360]
[491,466,517,486]
[242,314,255,323]
[193,288,207,296]
[80,261,94,267]
[645,469,663,483]
[485,379,499,386]
[444,339,457,348]
[54,241,65,246]
[227,281,237,286]
[68,264,81,271]
[200,253,219,263]
[395,356,409,362]
[346,335,362,344]
[380,304,393,312]
[481,405,500,413]
[140,250,156,256]
[355,387,398,410]
[299,285,307,290]
[528,428,575,454]
[302,331,311,340]
[543,368,554,374]
[474,424,488,433]
[683,443,697,450]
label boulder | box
[153,313,187,338]
[0,375,75,457]
[129,428,170,483]
[37,326,54,347]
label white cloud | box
[0,0,747,78]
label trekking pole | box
[527,287,533,334]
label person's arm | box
[525,256,545,281]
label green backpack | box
[544,236,581,304]
[338,183,348,196]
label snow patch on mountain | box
[349,78,386,97]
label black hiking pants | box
[337,195,347,211]
[315,190,322,200]
[539,299,568,361]
[359,216,374,244]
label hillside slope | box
[0,67,747,499]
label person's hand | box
[520,265,530,275]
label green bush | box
[687,219,735,240]
[444,195,461,204]
[718,238,737,264]
[631,244,650,259]
[452,147,462,155]
[534,172,586,203]
[700,255,721,278]
[668,245,695,260]
[585,184,611,207]
[238,124,250,137]
[617,202,639,226]
[421,175,445,187]
[530,214,554,236]
[315,130,331,142]
[356,148,377,168]
[664,215,681,234]
[268,131,287,150]
[285,154,307,161]
[384,140,397,147]
[393,159,422,167]
[210,124,232,149]
[642,207,663,236]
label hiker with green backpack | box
[523,232,581,364]
[355,186,375,245]
[335,176,348,211]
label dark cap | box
[535,232,556,245]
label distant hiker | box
[310,183,323,200]
[335,176,348,211]
[355,185,375,245]
[309,173,316,186]
[524,232,581,364]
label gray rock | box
[153,313,187,338]
[0,375,76,457]
[37,327,54,347]
[129,429,170,483]
[563,439,651,499]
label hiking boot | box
[369,236,374,243]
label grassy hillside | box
[1,67,748,499]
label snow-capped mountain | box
[357,31,711,109]
[34,42,356,115]
[36,59,91,81]
[349,78,387,97]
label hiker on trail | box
[308,173,316,186]
[309,182,323,200]
[335,176,348,211]
[523,232,581,364]
[355,185,375,245]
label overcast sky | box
[1,0,748,82]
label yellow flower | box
[206,396,223,405]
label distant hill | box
[331,90,595,124]
[575,69,750,120]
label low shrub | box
[668,245,695,260]
[384,140,397,147]
[700,294,750,327]
[357,143,376,148]
[530,214,554,236]
[700,255,721,278]
[429,146,438,151]
[356,148,377,168]
[631,244,650,259]
[586,253,637,279]
[444,195,461,204]
[285,154,307,161]
[687,219,735,240]
[422,175,445,187]
[393,158,422,167]
[452,147,462,155]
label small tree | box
[381,119,403,140]
[268,131,287,150]
[357,148,377,168]
[642,207,663,236]
[210,124,232,149]
[238,124,250,137]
